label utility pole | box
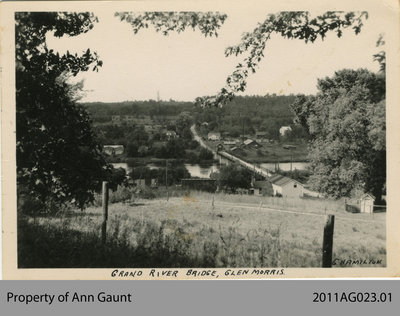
[165,159,169,201]
[290,151,293,172]
[165,159,168,190]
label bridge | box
[190,124,272,179]
[217,151,272,179]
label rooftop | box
[269,174,302,187]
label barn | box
[269,174,304,198]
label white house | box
[269,174,303,198]
[208,132,221,141]
[279,126,292,136]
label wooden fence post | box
[102,181,109,245]
[322,214,335,267]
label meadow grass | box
[18,192,386,268]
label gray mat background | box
[0,280,399,315]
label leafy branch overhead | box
[199,11,369,107]
[115,11,227,37]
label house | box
[144,125,153,133]
[201,122,209,127]
[103,145,124,156]
[243,139,262,149]
[269,174,304,198]
[165,130,177,139]
[255,131,268,140]
[250,180,272,196]
[279,126,292,136]
[360,194,375,213]
[111,115,121,123]
[208,132,221,141]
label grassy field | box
[205,139,308,163]
[18,192,386,268]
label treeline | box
[193,95,309,140]
[82,100,194,123]
[92,112,214,163]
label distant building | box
[103,145,124,156]
[111,115,136,125]
[144,125,153,133]
[223,140,236,145]
[269,174,303,198]
[279,126,292,136]
[250,180,272,196]
[360,194,375,213]
[165,130,177,139]
[134,178,158,188]
[208,132,221,141]
[243,139,262,149]
[255,131,268,140]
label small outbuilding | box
[250,180,272,196]
[360,194,375,213]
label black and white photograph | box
[1,0,399,279]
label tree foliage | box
[216,164,252,193]
[115,11,227,37]
[290,69,385,200]
[16,12,108,210]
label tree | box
[217,164,252,193]
[175,112,193,139]
[16,12,107,210]
[290,69,385,200]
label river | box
[260,162,310,172]
[112,162,218,178]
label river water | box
[112,162,218,178]
[112,161,309,178]
[260,162,310,172]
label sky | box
[46,10,387,102]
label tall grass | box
[18,212,323,268]
[18,190,386,268]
